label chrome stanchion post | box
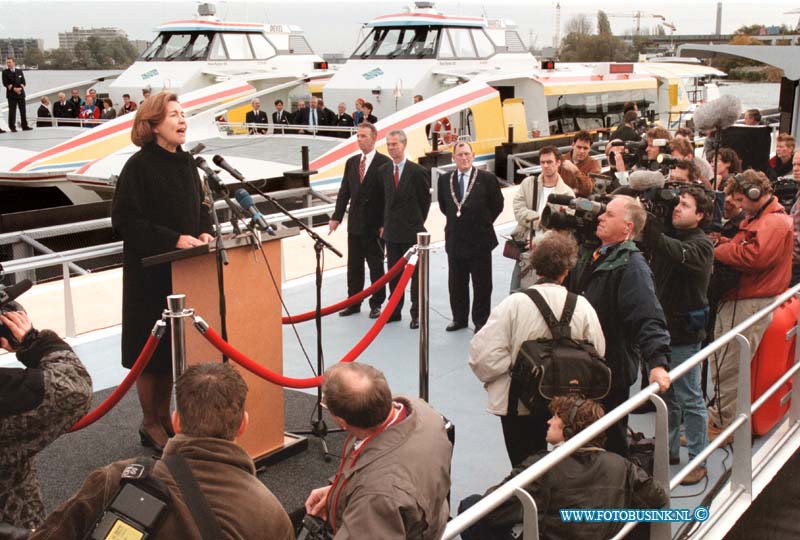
[418,232,431,401]
[167,294,188,383]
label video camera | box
[773,176,799,214]
[607,139,642,170]
[0,279,32,347]
[540,195,606,248]
[639,183,682,230]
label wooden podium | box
[143,228,306,464]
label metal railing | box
[443,284,800,540]
[0,201,337,338]
[213,120,357,138]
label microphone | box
[629,170,666,191]
[547,194,576,206]
[188,142,206,156]
[693,95,742,132]
[234,189,276,235]
[0,279,32,308]
[213,155,246,182]
[194,156,225,192]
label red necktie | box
[359,155,366,183]
[394,165,399,188]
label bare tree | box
[565,14,593,36]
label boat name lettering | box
[141,69,159,81]
[362,68,384,81]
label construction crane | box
[606,11,669,36]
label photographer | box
[670,137,712,188]
[509,146,574,292]
[709,170,793,441]
[304,363,452,540]
[645,126,671,163]
[611,110,641,142]
[571,195,671,456]
[559,131,600,197]
[30,363,293,540]
[645,187,714,485]
[668,160,700,185]
[1,307,92,531]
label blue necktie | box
[457,172,465,200]
[311,109,317,126]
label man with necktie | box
[2,57,31,131]
[272,99,290,134]
[330,122,392,318]
[437,142,504,332]
[381,129,431,328]
[245,98,268,134]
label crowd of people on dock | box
[2,88,799,540]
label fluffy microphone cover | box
[693,94,742,131]
[629,170,666,191]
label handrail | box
[443,283,800,539]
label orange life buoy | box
[434,117,456,144]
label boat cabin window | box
[352,26,440,59]
[472,29,496,57]
[207,32,278,60]
[447,28,477,58]
[288,35,314,54]
[140,32,213,61]
[546,89,657,134]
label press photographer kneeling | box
[642,186,714,485]
[0,292,93,535]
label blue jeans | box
[664,342,708,463]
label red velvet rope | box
[282,254,409,324]
[200,261,417,388]
[69,331,162,432]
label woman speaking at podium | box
[111,91,214,451]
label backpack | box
[507,289,612,416]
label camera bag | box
[507,289,611,416]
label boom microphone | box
[693,94,742,132]
[0,279,32,308]
[234,189,276,235]
[628,170,666,191]
[213,155,246,182]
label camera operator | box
[30,363,293,540]
[611,110,641,142]
[509,145,575,292]
[304,362,452,540]
[670,137,713,188]
[1,306,93,532]
[644,187,714,485]
[709,170,793,441]
[668,160,700,185]
[768,133,795,181]
[644,126,671,164]
[560,131,601,197]
[789,150,800,285]
[571,195,671,456]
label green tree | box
[597,11,612,36]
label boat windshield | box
[352,26,440,59]
[140,32,214,61]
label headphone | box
[561,398,585,440]
[734,173,763,201]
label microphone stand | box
[203,174,252,362]
[240,171,343,462]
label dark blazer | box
[437,168,504,258]
[272,109,290,125]
[37,104,53,127]
[365,113,378,124]
[332,151,392,235]
[318,107,335,126]
[334,112,353,138]
[381,160,431,244]
[2,68,25,100]
[293,107,309,125]
[53,101,75,119]
[245,109,268,134]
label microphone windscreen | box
[629,170,666,191]
[234,188,255,210]
[693,95,742,132]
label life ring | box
[434,117,456,144]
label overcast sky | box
[2,0,799,55]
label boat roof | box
[368,11,488,28]
[157,19,303,34]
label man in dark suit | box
[2,57,31,131]
[334,102,353,138]
[381,129,432,328]
[316,98,335,136]
[330,122,391,318]
[52,92,75,125]
[437,141,504,332]
[245,98,268,134]
[36,96,53,127]
[272,99,290,134]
